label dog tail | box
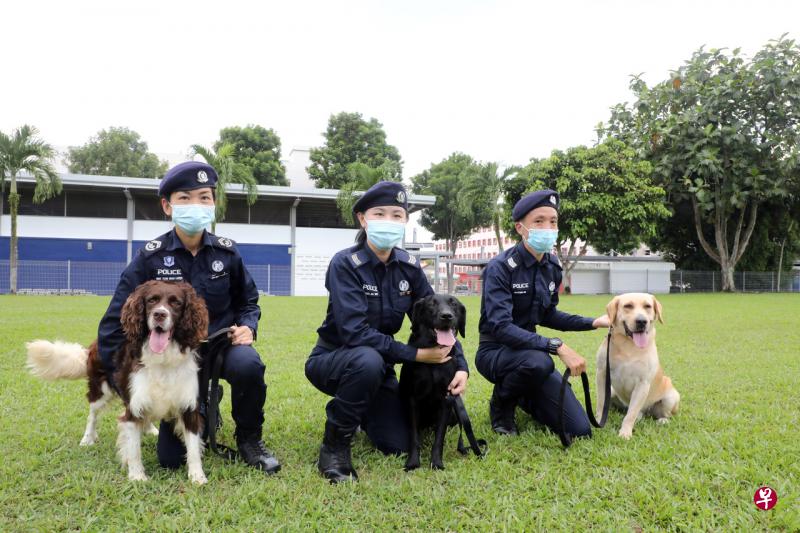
[26,340,89,380]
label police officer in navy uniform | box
[97,161,281,474]
[476,189,610,439]
[305,181,470,483]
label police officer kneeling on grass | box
[306,181,470,484]
[97,161,280,475]
[476,190,611,439]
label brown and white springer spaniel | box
[26,280,210,484]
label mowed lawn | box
[0,293,798,531]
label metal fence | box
[0,260,291,296]
[670,270,800,293]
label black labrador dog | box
[399,294,466,470]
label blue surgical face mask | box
[170,204,215,235]
[365,220,405,250]
[523,226,558,253]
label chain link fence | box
[0,260,291,296]
[670,270,800,293]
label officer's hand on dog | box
[415,345,453,364]
[592,315,611,328]
[228,325,254,346]
[556,344,586,376]
[448,370,468,396]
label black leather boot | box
[490,387,519,436]
[318,421,358,483]
[237,433,281,475]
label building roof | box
[14,173,436,211]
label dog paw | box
[189,470,208,485]
[80,434,97,446]
[618,428,633,440]
[146,424,159,436]
[431,461,445,471]
[128,470,148,482]
[404,460,420,472]
[656,417,670,425]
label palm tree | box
[336,160,403,225]
[0,125,61,294]
[462,162,519,252]
[190,143,258,232]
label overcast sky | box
[2,0,798,179]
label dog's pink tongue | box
[148,330,171,354]
[632,332,649,349]
[436,329,457,347]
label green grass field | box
[0,293,798,531]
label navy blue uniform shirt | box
[479,241,594,351]
[316,243,469,373]
[97,229,261,372]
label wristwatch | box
[546,337,563,355]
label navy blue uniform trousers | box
[305,345,409,455]
[476,343,591,437]
[158,344,266,468]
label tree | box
[308,112,402,189]
[0,125,62,293]
[412,153,490,293]
[335,160,403,225]
[502,139,670,286]
[66,127,167,178]
[214,125,287,186]
[602,36,800,291]
[461,163,520,252]
[191,144,258,232]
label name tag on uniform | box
[512,282,530,294]
[210,271,228,280]
[363,283,379,296]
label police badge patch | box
[399,280,410,292]
[163,256,175,267]
[145,240,162,251]
[217,237,233,248]
[550,195,557,205]
[212,260,224,272]
[549,281,556,292]
[197,170,208,183]
[396,190,406,203]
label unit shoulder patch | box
[506,255,519,270]
[144,240,162,253]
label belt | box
[479,333,499,344]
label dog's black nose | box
[153,310,168,322]
[439,312,453,321]
[635,317,648,329]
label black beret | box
[352,181,408,215]
[158,161,218,197]
[512,189,560,221]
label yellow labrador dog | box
[595,293,680,439]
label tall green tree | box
[191,144,258,232]
[461,163,520,252]
[503,139,670,286]
[214,125,287,186]
[0,125,61,293]
[336,160,403,225]
[412,153,490,292]
[602,36,800,290]
[308,112,402,189]
[66,127,167,178]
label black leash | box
[199,327,238,461]
[557,329,612,448]
[448,394,488,458]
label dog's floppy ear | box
[605,295,620,327]
[176,283,209,350]
[455,299,467,338]
[411,298,427,326]
[652,295,664,324]
[121,282,150,341]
